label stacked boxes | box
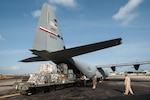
[27,63,75,84]
[68,69,76,81]
[57,63,68,74]
[38,63,57,74]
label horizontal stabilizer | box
[58,38,122,58]
[20,56,47,62]
[21,38,122,63]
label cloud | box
[49,0,77,8]
[112,0,143,26]
[31,10,41,18]
[0,34,4,40]
[31,0,78,18]
[11,66,21,71]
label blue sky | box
[0,0,150,74]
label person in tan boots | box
[92,74,97,89]
[124,74,134,95]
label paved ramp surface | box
[0,76,150,100]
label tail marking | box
[39,26,63,40]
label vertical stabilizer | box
[32,3,65,52]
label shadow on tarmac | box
[101,94,150,100]
[105,78,150,82]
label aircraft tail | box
[32,3,65,52]
[20,3,122,63]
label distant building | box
[109,70,150,76]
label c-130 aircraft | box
[21,3,149,79]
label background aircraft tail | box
[32,3,65,52]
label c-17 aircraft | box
[21,3,149,79]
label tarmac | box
[0,75,150,100]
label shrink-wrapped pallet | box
[68,69,75,80]
[38,63,57,74]
[57,63,68,74]
[27,74,38,84]
[27,63,72,84]
[36,72,47,84]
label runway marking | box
[0,93,20,99]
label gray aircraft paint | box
[21,3,150,78]
[21,3,123,79]
[32,3,65,52]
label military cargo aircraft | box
[21,3,150,79]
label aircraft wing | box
[21,38,122,63]
[96,61,150,71]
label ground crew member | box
[81,74,87,86]
[99,77,103,83]
[92,74,97,89]
[124,74,134,95]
